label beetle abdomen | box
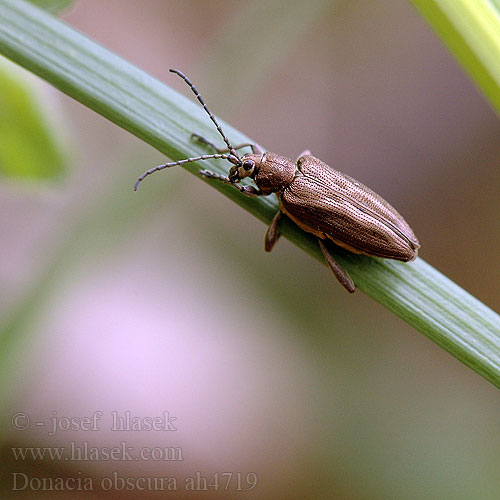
[280,155,420,261]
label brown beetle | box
[135,69,420,293]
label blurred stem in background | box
[410,0,500,116]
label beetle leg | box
[199,169,262,197]
[296,150,312,161]
[318,239,355,293]
[265,211,282,252]
[192,133,263,154]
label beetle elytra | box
[135,69,420,293]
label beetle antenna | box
[169,69,240,163]
[134,153,238,191]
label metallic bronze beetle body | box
[135,69,420,293]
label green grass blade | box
[410,0,500,115]
[0,0,499,388]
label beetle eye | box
[243,160,254,171]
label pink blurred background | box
[1,0,500,498]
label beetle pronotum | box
[135,69,420,293]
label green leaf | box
[410,0,500,116]
[0,57,66,180]
[0,0,499,388]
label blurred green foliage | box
[0,57,66,180]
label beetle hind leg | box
[318,239,355,293]
[265,211,282,252]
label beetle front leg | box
[192,133,263,155]
[318,239,355,293]
[265,211,282,252]
[199,170,262,197]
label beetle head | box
[228,153,261,183]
